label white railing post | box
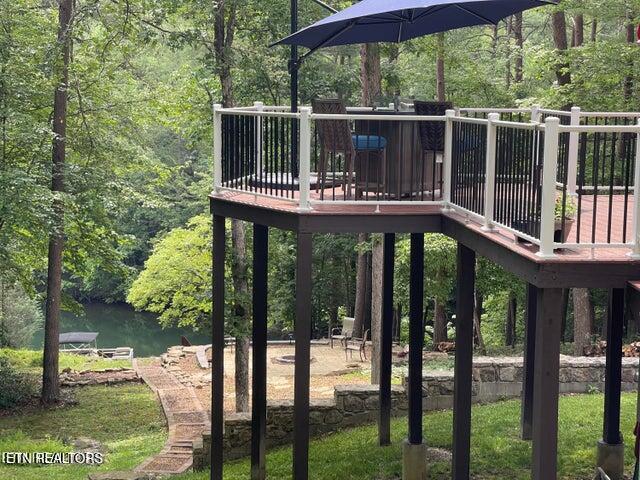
[566,106,581,196]
[254,102,264,176]
[537,116,561,258]
[298,107,312,211]
[213,103,223,195]
[482,113,500,231]
[630,119,640,258]
[442,109,456,210]
[531,104,541,123]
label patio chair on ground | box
[312,99,387,199]
[345,329,369,362]
[413,100,452,197]
[330,316,354,348]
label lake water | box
[30,303,210,357]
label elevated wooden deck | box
[210,190,640,288]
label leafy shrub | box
[0,356,37,409]
[0,282,44,348]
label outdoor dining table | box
[354,110,442,199]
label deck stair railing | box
[213,103,640,257]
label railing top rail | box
[559,124,640,133]
[459,107,530,113]
[452,116,490,125]
[579,111,640,118]
[218,108,301,118]
[539,108,571,116]
[493,119,541,130]
[309,113,446,122]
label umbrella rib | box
[298,21,357,62]
[410,5,448,23]
[453,4,498,25]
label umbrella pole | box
[290,0,299,178]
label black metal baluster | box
[592,129,601,243]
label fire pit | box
[272,354,316,365]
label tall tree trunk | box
[513,13,524,83]
[624,18,635,101]
[230,220,250,413]
[360,43,381,107]
[591,19,598,42]
[364,251,373,333]
[214,0,236,108]
[573,288,594,356]
[573,14,584,47]
[214,0,248,413]
[42,0,73,405]
[436,33,446,101]
[432,299,448,348]
[551,10,572,87]
[473,290,486,355]
[353,233,369,338]
[370,236,383,383]
[354,46,380,341]
[561,288,571,342]
[505,294,517,347]
[506,18,512,88]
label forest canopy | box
[1,0,639,360]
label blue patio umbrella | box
[276,0,555,61]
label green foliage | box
[128,215,212,330]
[0,356,37,409]
[0,356,37,408]
[0,384,166,480]
[0,282,43,348]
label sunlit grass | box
[0,384,166,480]
[177,393,637,480]
[0,348,131,373]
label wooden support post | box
[293,233,313,480]
[408,233,424,445]
[603,288,624,445]
[521,284,537,441]
[211,215,226,480]
[379,233,395,446]
[452,243,475,480]
[531,288,564,480]
[251,224,268,480]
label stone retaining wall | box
[192,356,639,469]
[59,368,140,387]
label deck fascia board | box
[210,195,640,288]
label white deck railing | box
[213,103,640,257]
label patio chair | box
[413,100,452,197]
[345,329,369,362]
[312,99,387,199]
[330,316,354,348]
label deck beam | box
[211,215,226,480]
[251,224,268,480]
[293,232,313,480]
[379,233,395,446]
[452,243,475,480]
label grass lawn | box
[0,348,132,373]
[0,384,166,480]
[176,392,637,480]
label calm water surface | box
[30,303,210,357]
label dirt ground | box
[174,344,381,414]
